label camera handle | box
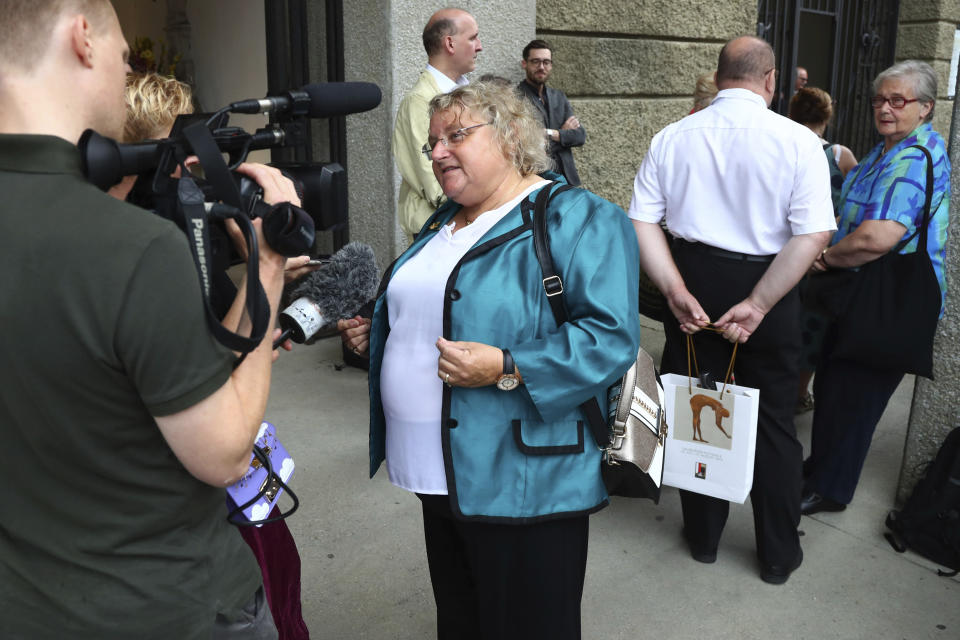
[179,176,270,358]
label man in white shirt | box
[628,36,835,585]
[392,8,482,240]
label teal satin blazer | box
[368,181,641,523]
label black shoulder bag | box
[531,183,666,502]
[829,144,941,378]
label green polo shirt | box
[0,135,261,638]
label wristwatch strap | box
[502,348,515,376]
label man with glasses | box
[517,39,585,186]
[628,36,835,585]
[392,8,482,241]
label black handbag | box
[638,266,667,321]
[529,182,665,502]
[823,144,941,378]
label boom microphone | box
[229,82,382,119]
[277,242,379,345]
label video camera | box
[80,81,380,257]
[77,81,382,355]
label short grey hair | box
[873,60,937,123]
[428,81,552,176]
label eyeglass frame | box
[421,122,490,160]
[870,95,920,109]
[525,58,553,68]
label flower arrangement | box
[129,36,182,78]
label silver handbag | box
[602,346,667,501]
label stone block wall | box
[898,2,960,503]
[895,0,958,140]
[535,0,756,210]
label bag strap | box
[530,182,609,449]
[892,144,935,254]
[532,182,573,324]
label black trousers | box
[418,494,589,640]
[804,324,905,504]
[662,243,803,567]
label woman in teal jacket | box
[340,82,639,639]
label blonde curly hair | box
[122,72,194,143]
[428,81,552,176]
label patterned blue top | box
[833,123,951,316]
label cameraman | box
[0,3,289,639]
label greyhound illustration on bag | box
[689,393,731,443]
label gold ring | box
[353,347,360,354]
[444,373,450,384]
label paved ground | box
[264,317,960,639]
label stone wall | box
[535,0,756,210]
[895,0,958,140]
[342,1,535,265]
[898,1,960,503]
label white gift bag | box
[660,373,760,503]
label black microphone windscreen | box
[304,82,382,119]
[290,242,379,322]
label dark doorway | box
[265,0,349,249]
[757,0,901,158]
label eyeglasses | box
[421,123,489,159]
[526,58,553,68]
[871,96,920,109]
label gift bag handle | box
[685,327,738,396]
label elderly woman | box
[340,82,639,638]
[801,61,951,515]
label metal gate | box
[757,0,901,158]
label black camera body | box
[79,81,381,254]
[79,118,346,261]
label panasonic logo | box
[192,219,210,294]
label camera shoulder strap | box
[183,121,243,208]
[178,176,269,356]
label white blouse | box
[380,180,548,494]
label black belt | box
[673,238,776,263]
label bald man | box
[392,8,482,240]
[628,36,835,585]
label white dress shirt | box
[427,64,469,94]
[380,180,548,495]
[628,88,836,255]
